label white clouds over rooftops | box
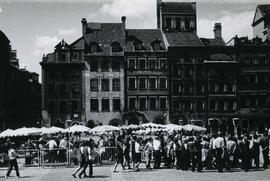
[59,28,76,36]
[198,11,254,42]
[32,35,60,57]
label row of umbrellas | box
[0,123,206,138]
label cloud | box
[197,11,254,42]
[32,35,60,57]
[0,7,3,13]
[59,28,76,36]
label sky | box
[0,0,269,79]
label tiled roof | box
[125,29,166,52]
[55,40,70,50]
[200,38,225,46]
[84,23,124,55]
[161,2,196,14]
[164,32,203,46]
[258,4,270,19]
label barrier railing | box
[39,148,68,167]
[17,149,40,167]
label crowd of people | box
[0,130,269,178]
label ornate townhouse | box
[40,1,270,133]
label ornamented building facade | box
[41,1,270,133]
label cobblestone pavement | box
[0,164,270,181]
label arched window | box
[111,42,121,52]
[134,40,143,50]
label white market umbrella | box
[182,124,206,132]
[0,129,14,138]
[120,124,139,130]
[40,126,66,135]
[140,123,166,129]
[165,124,183,132]
[66,125,91,133]
[11,127,41,136]
[91,125,120,133]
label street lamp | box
[66,119,72,167]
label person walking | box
[251,134,260,168]
[239,135,251,172]
[78,141,90,178]
[123,137,131,169]
[260,132,269,169]
[5,143,20,178]
[134,137,141,171]
[113,138,125,172]
[226,136,236,170]
[72,142,84,178]
[213,133,225,173]
[144,138,153,169]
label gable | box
[253,8,263,24]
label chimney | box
[214,23,222,39]
[81,18,87,35]
[157,0,162,29]
[121,16,126,43]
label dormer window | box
[134,40,143,50]
[152,40,161,51]
[89,42,98,53]
[111,42,121,53]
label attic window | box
[134,41,143,50]
[111,42,121,53]
[152,41,161,51]
[89,42,98,53]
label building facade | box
[41,0,270,133]
[252,4,270,41]
[0,30,41,131]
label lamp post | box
[66,119,72,167]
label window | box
[113,98,121,112]
[72,84,79,98]
[128,58,136,69]
[134,42,143,50]
[171,18,176,28]
[102,99,110,112]
[128,78,136,90]
[111,42,121,52]
[59,53,67,62]
[48,101,56,113]
[224,84,228,92]
[224,102,228,111]
[185,17,190,29]
[149,58,157,70]
[139,77,147,90]
[159,59,167,70]
[139,98,147,110]
[201,85,205,93]
[90,79,98,91]
[173,100,180,110]
[48,84,55,95]
[129,97,136,110]
[152,42,160,51]
[160,97,167,110]
[149,97,157,110]
[233,102,237,111]
[176,18,181,29]
[101,60,109,72]
[149,78,157,89]
[71,52,79,62]
[215,84,219,92]
[180,19,185,29]
[101,79,109,91]
[90,61,98,72]
[49,70,55,79]
[190,20,195,29]
[215,101,218,111]
[59,84,66,94]
[160,78,167,89]
[138,58,146,69]
[112,79,120,91]
[60,101,67,113]
[71,100,79,112]
[232,85,236,92]
[112,60,120,71]
[166,17,171,29]
[90,43,98,53]
[90,99,99,112]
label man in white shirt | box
[6,143,20,178]
[153,136,161,169]
[59,136,67,162]
[133,136,141,171]
[213,133,225,172]
[47,137,57,163]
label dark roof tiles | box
[164,32,203,46]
